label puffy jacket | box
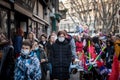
[50,39,72,80]
[14,52,41,80]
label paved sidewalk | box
[46,71,80,80]
[70,72,79,80]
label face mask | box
[58,37,65,42]
[35,47,39,50]
[43,41,46,44]
[21,49,30,55]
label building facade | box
[59,0,120,34]
[0,0,60,39]
[59,0,78,32]
[59,0,93,33]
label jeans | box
[48,63,52,74]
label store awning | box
[14,4,33,18]
[32,14,49,26]
[0,1,11,9]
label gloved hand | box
[87,59,97,67]
[91,61,97,67]
[75,58,80,62]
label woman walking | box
[50,31,72,80]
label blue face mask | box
[35,47,39,50]
[21,49,30,55]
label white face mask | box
[43,41,46,44]
[35,47,39,50]
[58,37,65,42]
[21,49,30,55]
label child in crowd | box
[14,39,41,80]
[32,40,48,80]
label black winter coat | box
[50,39,72,80]
[0,45,15,80]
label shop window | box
[37,24,43,38]
[10,12,15,39]
[42,25,46,33]
[0,8,8,37]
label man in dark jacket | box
[39,34,47,50]
[105,40,114,68]
[13,28,24,58]
[50,31,72,80]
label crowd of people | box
[0,28,120,80]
